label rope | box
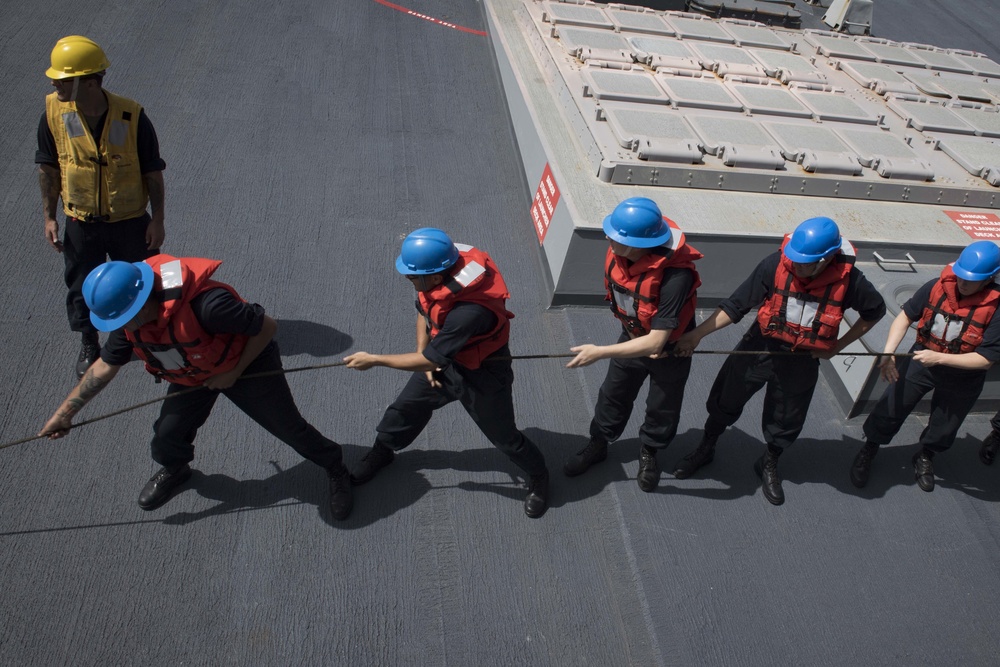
[2,349,908,451]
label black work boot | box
[980,431,1000,466]
[563,437,607,477]
[350,441,395,485]
[76,331,100,379]
[138,464,193,511]
[753,450,784,506]
[850,442,880,489]
[524,471,549,518]
[637,445,661,493]
[912,449,935,492]
[672,432,718,479]
[327,465,354,520]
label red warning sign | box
[945,210,1000,240]
[529,163,560,244]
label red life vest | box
[126,254,247,386]
[916,265,1000,354]
[604,218,702,340]
[756,236,855,351]
[417,245,514,370]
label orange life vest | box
[604,219,702,340]
[757,236,855,351]
[916,265,1000,354]
[127,254,247,386]
[417,245,514,370]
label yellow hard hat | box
[45,35,110,80]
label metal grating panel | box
[748,48,827,83]
[835,127,923,164]
[728,84,813,118]
[542,2,612,28]
[606,9,675,36]
[854,40,927,68]
[795,91,882,124]
[838,62,921,96]
[718,22,793,50]
[803,33,877,61]
[655,75,744,111]
[887,100,976,134]
[689,43,762,69]
[835,127,934,179]
[906,46,974,74]
[581,68,670,104]
[686,114,782,154]
[602,104,701,147]
[904,72,963,98]
[557,27,633,54]
[663,16,735,43]
[936,137,1000,181]
[629,35,699,60]
[949,54,1000,78]
[904,72,1000,103]
[950,107,1000,139]
[762,121,858,160]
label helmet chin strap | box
[69,77,80,102]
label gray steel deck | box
[1,1,999,665]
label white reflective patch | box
[159,260,184,290]
[786,297,818,327]
[150,348,186,370]
[668,224,683,251]
[454,243,473,252]
[931,314,964,341]
[108,119,127,146]
[62,112,85,138]
[453,261,486,287]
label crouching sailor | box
[39,255,354,520]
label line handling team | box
[33,37,1000,521]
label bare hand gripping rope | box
[1,349,910,450]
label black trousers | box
[150,343,344,471]
[864,348,986,453]
[63,213,156,333]
[704,327,819,453]
[590,331,691,450]
[375,348,547,477]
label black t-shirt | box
[719,251,887,324]
[35,107,166,174]
[903,278,1000,362]
[101,289,265,366]
[420,302,499,368]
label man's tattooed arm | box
[40,360,122,438]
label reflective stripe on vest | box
[604,237,703,341]
[757,237,855,351]
[916,265,1000,354]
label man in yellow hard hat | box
[36,36,167,379]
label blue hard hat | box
[83,261,155,331]
[953,241,1000,281]
[395,228,460,275]
[603,197,673,248]
[784,216,842,263]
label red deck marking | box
[530,163,560,244]
[944,210,1000,240]
[372,0,487,36]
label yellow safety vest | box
[45,91,148,222]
